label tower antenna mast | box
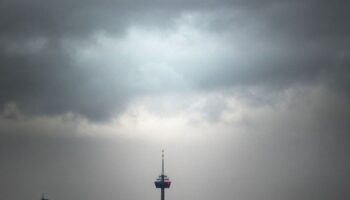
[162,149,164,175]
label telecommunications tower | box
[154,150,171,200]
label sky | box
[0,0,349,200]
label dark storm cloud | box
[0,0,349,121]
[0,43,129,121]
[190,0,350,89]
[1,2,350,200]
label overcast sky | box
[0,0,349,200]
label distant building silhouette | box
[41,193,49,200]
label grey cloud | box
[1,1,350,200]
[0,0,349,121]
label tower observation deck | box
[154,150,171,200]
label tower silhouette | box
[154,150,171,200]
[41,194,48,200]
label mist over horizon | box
[0,0,349,200]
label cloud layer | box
[0,0,349,120]
[0,1,350,200]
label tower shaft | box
[161,188,165,200]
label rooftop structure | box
[41,194,49,200]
